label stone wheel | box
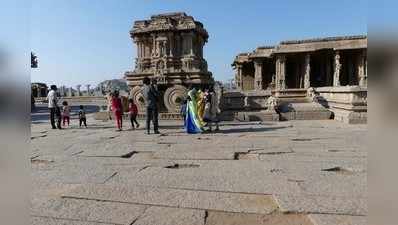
[163,85,188,113]
[129,86,146,112]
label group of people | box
[45,79,220,135]
[46,85,87,129]
[182,86,220,134]
[107,90,140,131]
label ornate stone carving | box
[129,86,146,112]
[125,12,213,113]
[265,96,278,112]
[304,54,311,89]
[163,85,188,113]
[333,51,341,86]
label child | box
[78,105,87,128]
[128,99,139,129]
[111,90,123,131]
[61,101,71,127]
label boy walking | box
[128,99,140,129]
[78,105,87,128]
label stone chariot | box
[124,12,214,113]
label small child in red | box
[61,101,71,127]
[111,90,123,131]
[128,99,140,129]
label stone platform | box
[31,114,366,225]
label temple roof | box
[280,35,367,45]
[131,12,208,40]
[233,34,367,64]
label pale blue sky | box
[4,0,372,86]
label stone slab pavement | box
[31,115,367,225]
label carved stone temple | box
[225,35,367,124]
[124,12,213,113]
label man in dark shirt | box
[142,77,160,134]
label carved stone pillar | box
[140,42,144,58]
[254,60,263,90]
[181,33,188,55]
[189,32,194,56]
[68,87,73,97]
[136,41,141,58]
[333,51,341,86]
[76,85,81,96]
[59,86,64,97]
[358,50,367,87]
[168,33,174,57]
[34,87,39,98]
[86,85,90,96]
[304,54,311,89]
[235,64,243,90]
[175,35,181,56]
[276,55,286,90]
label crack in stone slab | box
[234,152,259,160]
[270,169,284,174]
[103,172,118,184]
[31,159,54,164]
[321,167,355,175]
[121,151,138,158]
[62,184,278,214]
[165,163,200,169]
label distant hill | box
[96,79,129,94]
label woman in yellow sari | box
[196,89,206,126]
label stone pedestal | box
[316,86,367,124]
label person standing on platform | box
[142,77,160,134]
[46,85,61,129]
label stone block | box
[63,184,279,214]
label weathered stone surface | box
[31,117,367,224]
[63,184,278,214]
[132,206,205,225]
[206,211,313,225]
[309,214,366,225]
[31,198,146,225]
[113,161,302,195]
[275,194,366,215]
[153,149,236,160]
[31,216,115,225]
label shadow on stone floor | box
[218,126,289,134]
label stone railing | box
[221,90,272,111]
[35,96,107,106]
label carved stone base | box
[129,86,146,112]
[163,85,188,113]
[332,109,367,124]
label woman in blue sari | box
[185,88,204,134]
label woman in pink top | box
[111,90,123,131]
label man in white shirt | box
[46,85,61,129]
